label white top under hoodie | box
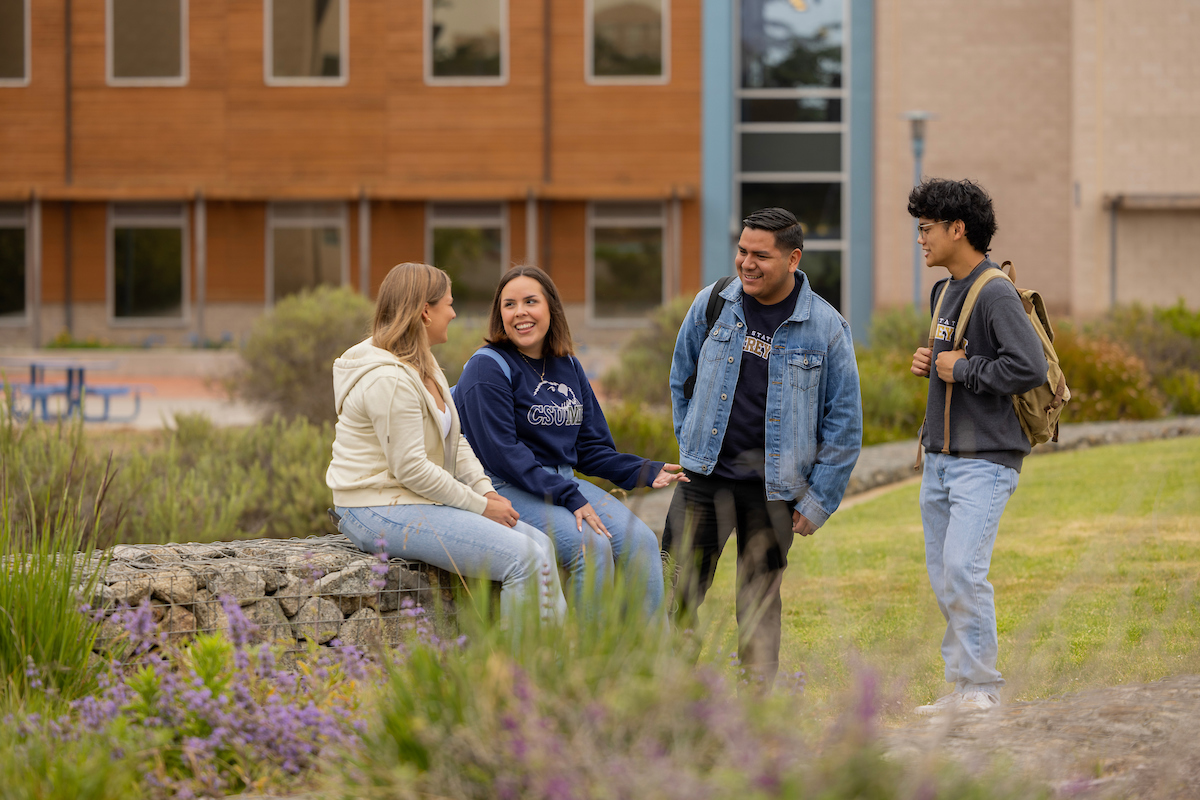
[325,338,495,514]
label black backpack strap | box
[683,275,736,400]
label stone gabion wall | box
[84,535,463,656]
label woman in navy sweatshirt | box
[455,265,687,619]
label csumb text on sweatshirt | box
[924,259,1048,472]
[455,345,663,513]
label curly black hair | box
[907,178,997,254]
[743,207,804,252]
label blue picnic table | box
[0,356,146,422]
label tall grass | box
[0,409,112,708]
[332,576,1042,800]
[2,409,334,547]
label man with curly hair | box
[908,179,1047,715]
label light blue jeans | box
[336,504,567,624]
[489,466,664,620]
[920,453,1018,694]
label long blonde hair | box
[372,262,451,383]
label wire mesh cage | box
[81,534,467,659]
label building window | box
[0,0,29,86]
[107,0,188,85]
[587,0,669,83]
[427,202,506,315]
[737,0,846,311]
[267,0,347,85]
[109,204,188,322]
[267,202,347,304]
[588,202,665,321]
[0,204,26,321]
[426,0,506,84]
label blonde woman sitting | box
[326,262,566,623]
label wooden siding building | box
[0,0,700,346]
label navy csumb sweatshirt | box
[455,344,663,513]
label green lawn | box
[699,437,1200,711]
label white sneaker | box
[958,690,1000,712]
[913,692,962,716]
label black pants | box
[662,470,795,685]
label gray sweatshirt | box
[923,259,1048,471]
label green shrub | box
[2,409,334,547]
[229,285,374,424]
[863,305,928,353]
[601,296,692,408]
[433,316,488,385]
[1159,368,1200,416]
[603,401,679,465]
[1055,325,1165,421]
[857,347,927,446]
[1094,302,1200,415]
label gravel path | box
[885,675,1200,798]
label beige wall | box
[875,0,1074,315]
[1070,0,1200,317]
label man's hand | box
[935,349,965,383]
[911,346,932,378]
[792,511,817,537]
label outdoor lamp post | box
[903,110,935,309]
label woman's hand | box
[483,491,520,528]
[651,464,690,489]
[574,502,611,551]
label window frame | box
[424,201,509,310]
[105,0,189,87]
[106,202,190,327]
[0,203,30,326]
[423,0,509,87]
[0,0,31,87]
[584,0,671,86]
[734,0,850,310]
[264,201,349,307]
[264,0,350,87]
[585,201,668,326]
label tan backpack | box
[916,261,1070,468]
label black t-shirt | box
[713,274,801,481]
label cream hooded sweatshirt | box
[325,339,495,514]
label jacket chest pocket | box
[702,323,735,362]
[787,351,824,390]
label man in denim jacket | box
[664,207,862,684]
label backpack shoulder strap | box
[953,268,1011,349]
[928,280,952,349]
[705,275,736,331]
[466,346,512,383]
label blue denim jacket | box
[669,274,863,527]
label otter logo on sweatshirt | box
[527,380,584,427]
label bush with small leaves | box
[229,285,374,425]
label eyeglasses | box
[917,220,951,236]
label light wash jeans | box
[920,452,1019,694]
[489,466,664,620]
[336,504,567,624]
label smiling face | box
[735,227,801,305]
[500,276,551,358]
[917,218,953,268]
[423,289,456,346]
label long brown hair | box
[485,265,575,358]
[372,262,451,382]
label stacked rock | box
[81,535,463,654]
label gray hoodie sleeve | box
[951,282,1047,396]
